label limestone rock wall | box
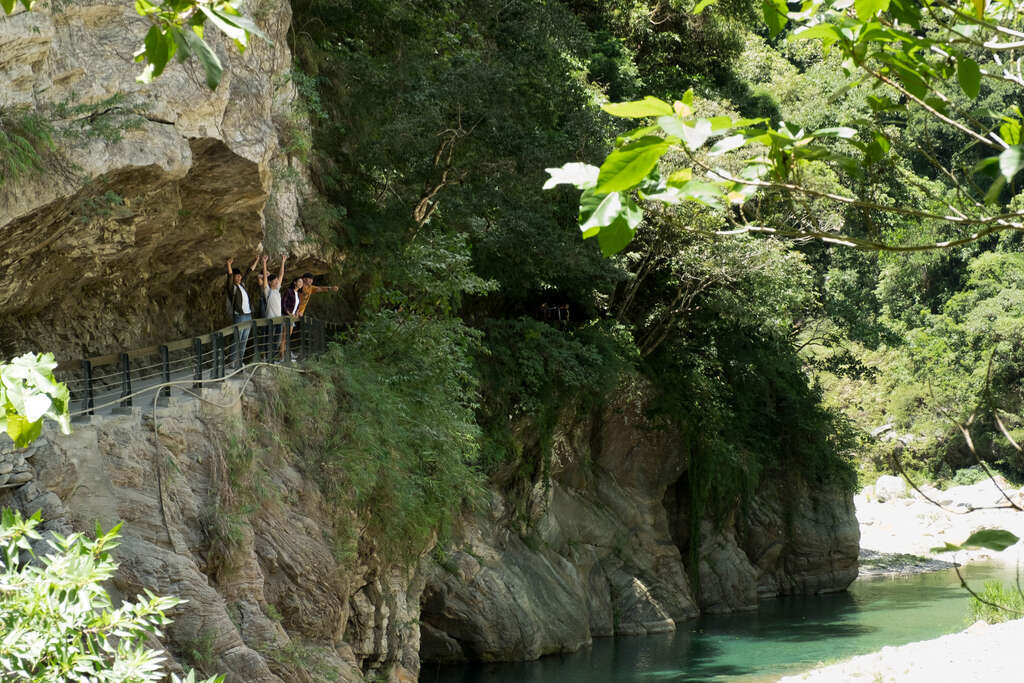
[0,376,421,683]
[419,398,860,662]
[0,1,318,360]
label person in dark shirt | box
[279,277,302,360]
[225,255,258,369]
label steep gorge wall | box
[0,0,316,360]
[419,398,860,662]
[0,372,858,681]
[0,374,425,682]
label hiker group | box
[225,253,338,368]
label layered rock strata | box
[0,1,316,359]
[0,376,421,682]
[420,399,859,662]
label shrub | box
[0,509,220,682]
[969,580,1024,625]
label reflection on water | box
[423,563,1017,683]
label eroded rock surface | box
[0,376,419,683]
[420,395,859,662]
[0,2,317,359]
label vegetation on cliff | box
[282,0,860,557]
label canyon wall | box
[0,374,856,681]
[0,0,316,360]
[419,399,860,663]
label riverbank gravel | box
[857,475,1024,572]
[777,618,1024,682]
[780,474,1024,682]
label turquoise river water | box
[424,562,1018,683]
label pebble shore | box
[779,474,1024,681]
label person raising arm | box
[296,272,339,318]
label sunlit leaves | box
[931,528,1020,553]
[762,0,789,37]
[0,0,32,15]
[543,163,599,190]
[0,510,223,682]
[601,96,674,118]
[595,136,671,194]
[130,1,263,89]
[855,0,890,19]
[998,146,1024,181]
[0,353,70,448]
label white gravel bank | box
[858,475,1024,569]
[777,618,1024,682]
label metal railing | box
[55,316,337,418]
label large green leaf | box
[679,180,725,209]
[210,6,270,41]
[931,529,1020,553]
[957,57,981,99]
[855,0,890,19]
[579,190,622,236]
[578,191,643,255]
[181,27,223,89]
[198,5,249,47]
[658,117,712,151]
[5,414,41,449]
[762,0,788,37]
[596,217,637,257]
[601,97,674,119]
[0,0,15,14]
[999,145,1024,181]
[709,134,747,157]
[595,136,669,195]
[142,26,173,80]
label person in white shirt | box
[261,254,286,361]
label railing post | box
[212,333,222,379]
[119,353,132,408]
[300,318,310,358]
[283,318,292,363]
[160,345,171,398]
[193,337,203,388]
[316,318,326,354]
[220,332,228,378]
[81,359,94,416]
[253,319,264,363]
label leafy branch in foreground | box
[1,0,265,90]
[547,0,1024,255]
[0,353,70,448]
[0,509,222,683]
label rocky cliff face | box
[0,374,424,682]
[419,397,859,662]
[0,372,857,680]
[0,1,316,360]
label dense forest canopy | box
[281,0,1024,503]
[12,0,1022,547]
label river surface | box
[423,562,1018,683]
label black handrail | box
[58,316,338,417]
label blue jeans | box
[233,314,252,368]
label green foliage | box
[969,580,1024,625]
[951,466,990,487]
[0,353,70,448]
[53,93,146,143]
[132,0,266,89]
[476,317,637,476]
[271,313,484,561]
[0,108,54,188]
[4,0,262,90]
[0,509,221,683]
[931,529,1021,554]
